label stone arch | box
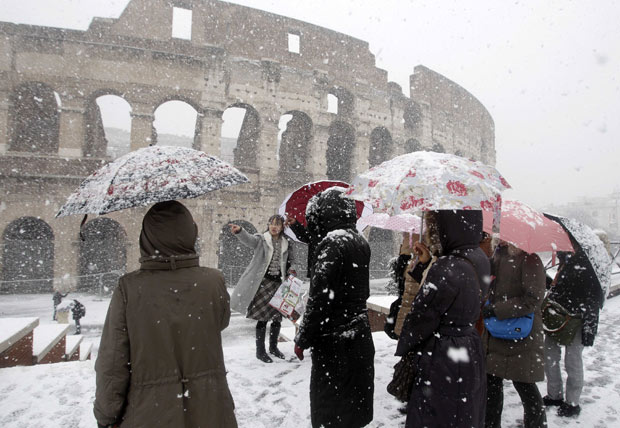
[326,121,355,182]
[9,82,60,154]
[278,110,313,179]
[1,217,54,293]
[153,98,200,149]
[404,138,422,154]
[403,101,423,134]
[84,90,132,158]
[221,103,261,170]
[218,220,257,286]
[369,126,393,167]
[78,218,127,293]
[368,228,396,279]
[328,86,354,117]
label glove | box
[482,304,496,319]
[294,344,305,361]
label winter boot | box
[542,395,564,407]
[256,322,273,363]
[557,403,581,417]
[269,321,285,359]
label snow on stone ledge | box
[33,324,70,361]
[0,317,39,354]
[367,296,398,314]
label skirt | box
[246,276,283,322]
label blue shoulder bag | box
[483,305,534,340]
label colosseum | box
[0,0,496,293]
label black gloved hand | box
[482,304,496,319]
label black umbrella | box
[545,213,612,302]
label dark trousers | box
[486,373,547,428]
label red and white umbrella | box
[56,145,249,217]
[482,200,574,254]
[345,151,510,215]
[278,180,372,241]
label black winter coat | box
[396,210,489,428]
[548,250,603,346]
[295,188,374,428]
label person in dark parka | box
[544,248,605,417]
[396,210,490,428]
[94,201,237,428]
[294,188,375,428]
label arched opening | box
[9,82,60,154]
[218,220,257,286]
[369,127,393,167]
[326,121,355,181]
[85,93,132,159]
[404,101,423,135]
[278,111,313,179]
[1,217,54,293]
[154,100,199,149]
[404,138,422,154]
[78,218,127,294]
[368,228,396,280]
[221,104,261,170]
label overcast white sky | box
[2,0,619,208]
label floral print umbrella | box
[56,145,249,217]
[345,151,511,216]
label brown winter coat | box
[393,257,434,336]
[94,201,237,428]
[483,245,546,383]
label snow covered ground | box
[1,289,620,427]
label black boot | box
[256,322,272,363]
[269,321,285,359]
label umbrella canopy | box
[358,213,421,234]
[545,214,612,299]
[344,151,511,215]
[482,200,574,254]
[278,180,372,241]
[56,146,249,217]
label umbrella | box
[481,200,574,254]
[344,151,510,215]
[278,180,372,242]
[358,213,421,234]
[545,214,612,299]
[56,146,249,217]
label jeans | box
[486,373,547,428]
[544,329,584,406]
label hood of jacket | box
[306,187,357,242]
[432,209,483,254]
[139,200,199,269]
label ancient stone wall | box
[0,0,496,291]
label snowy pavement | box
[1,291,620,427]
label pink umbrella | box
[482,200,573,254]
[357,213,421,234]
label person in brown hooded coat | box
[93,201,237,428]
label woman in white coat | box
[229,215,293,363]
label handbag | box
[484,309,534,340]
[387,351,418,402]
[542,297,582,345]
[268,275,306,321]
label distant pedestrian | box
[52,290,68,321]
[70,299,86,334]
[229,214,294,363]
